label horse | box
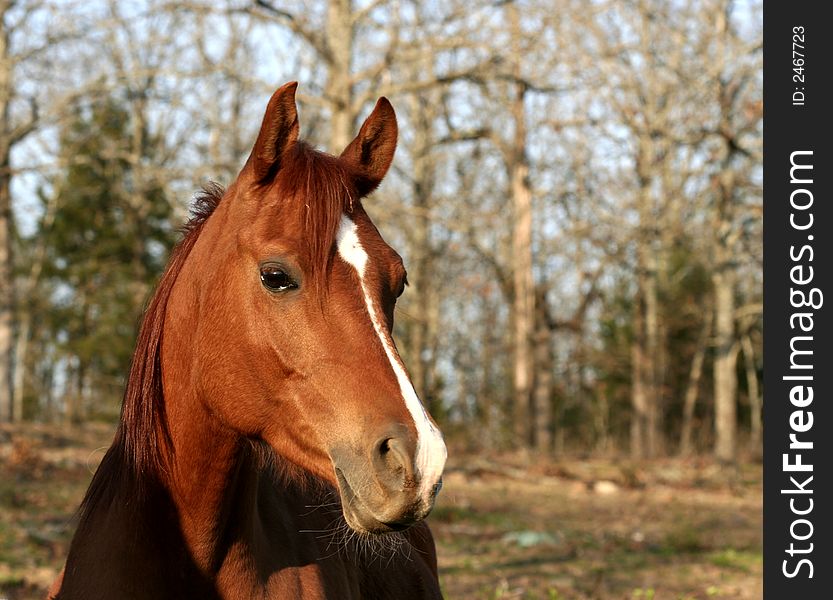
[50,82,447,599]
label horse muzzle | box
[330,425,445,534]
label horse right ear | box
[340,97,398,197]
[246,81,300,182]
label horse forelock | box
[268,142,361,293]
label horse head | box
[166,82,447,534]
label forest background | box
[0,1,762,597]
[1,0,762,462]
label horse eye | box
[260,266,298,292]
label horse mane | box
[77,182,224,524]
[120,182,225,474]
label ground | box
[0,424,762,600]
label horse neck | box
[161,362,257,572]
[142,203,261,572]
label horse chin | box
[334,467,412,535]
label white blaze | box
[336,214,447,499]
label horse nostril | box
[373,435,415,489]
[379,438,392,456]
[432,478,443,497]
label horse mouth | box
[334,467,414,535]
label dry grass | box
[433,453,761,599]
[0,425,761,600]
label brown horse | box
[50,82,447,599]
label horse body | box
[56,441,440,599]
[53,83,445,599]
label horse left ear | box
[340,97,398,196]
[247,81,300,183]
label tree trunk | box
[532,291,553,452]
[680,310,712,455]
[0,14,13,423]
[478,298,499,449]
[510,135,533,448]
[404,86,439,413]
[595,384,611,454]
[0,167,11,423]
[324,0,354,152]
[741,333,761,454]
[632,220,660,458]
[407,225,431,405]
[11,312,28,422]
[710,2,743,466]
[648,308,665,456]
[713,264,737,463]
[508,4,534,450]
[630,296,647,459]
[631,110,662,458]
[641,232,661,457]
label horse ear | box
[247,81,300,182]
[340,97,398,196]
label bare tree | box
[6,0,762,465]
[702,0,762,464]
[501,3,535,449]
[1,0,91,422]
[251,0,381,150]
[0,0,17,422]
[680,307,712,455]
